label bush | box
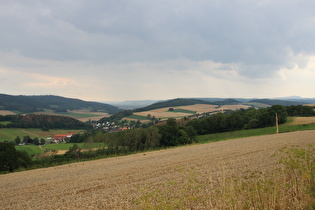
[0,142,32,172]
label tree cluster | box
[285,105,315,116]
[0,142,32,172]
[187,105,288,135]
[0,94,122,114]
[0,114,89,129]
[14,136,46,145]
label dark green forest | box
[0,94,122,114]
[133,98,213,112]
[0,114,89,129]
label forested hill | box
[133,98,213,112]
[249,99,307,106]
[0,94,122,114]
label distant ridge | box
[0,94,122,114]
[249,99,307,106]
[133,98,213,112]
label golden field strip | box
[1,130,315,209]
[291,116,315,125]
[130,104,251,120]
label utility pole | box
[275,113,279,134]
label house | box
[52,133,76,142]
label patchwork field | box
[129,104,252,121]
[0,128,84,142]
[36,109,110,122]
[1,130,314,209]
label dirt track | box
[1,130,315,209]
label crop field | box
[0,110,16,115]
[1,130,315,209]
[291,116,315,125]
[167,108,196,114]
[36,109,110,122]
[131,104,252,121]
[0,128,84,142]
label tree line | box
[0,114,89,129]
[0,94,122,114]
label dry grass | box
[291,116,315,125]
[0,110,16,115]
[1,130,315,209]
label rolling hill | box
[0,94,122,114]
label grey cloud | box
[1,0,315,78]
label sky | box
[1,0,315,102]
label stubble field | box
[131,104,251,120]
[291,116,315,125]
[1,130,315,209]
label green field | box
[0,128,84,142]
[167,108,196,114]
[0,121,12,125]
[42,142,106,150]
[197,120,315,143]
[15,145,44,156]
[126,114,149,120]
[57,112,103,118]
[15,142,107,157]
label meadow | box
[36,109,110,122]
[0,130,314,209]
[15,142,107,157]
[0,128,84,142]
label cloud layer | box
[1,0,315,101]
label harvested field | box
[0,110,15,115]
[132,104,252,120]
[291,116,315,125]
[1,130,315,209]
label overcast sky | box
[1,0,315,102]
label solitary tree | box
[14,136,21,145]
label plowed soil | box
[1,130,315,209]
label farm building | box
[52,133,76,142]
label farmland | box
[1,130,314,209]
[0,128,84,142]
[35,109,110,122]
[129,104,252,121]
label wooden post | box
[276,113,279,134]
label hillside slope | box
[0,94,122,114]
[1,130,314,209]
